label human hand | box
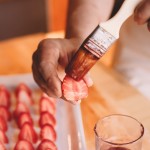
[32,38,93,98]
[134,0,150,31]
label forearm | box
[65,0,115,41]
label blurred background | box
[0,0,124,41]
[0,0,125,74]
[0,0,68,41]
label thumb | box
[83,73,93,87]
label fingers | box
[83,73,93,87]
[148,19,150,31]
[32,38,81,98]
[32,53,48,92]
[32,39,62,98]
[134,0,150,29]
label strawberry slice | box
[39,111,56,127]
[0,117,7,131]
[62,75,88,103]
[18,113,33,128]
[0,85,10,108]
[40,124,56,141]
[40,97,56,115]
[0,141,6,150]
[0,106,11,121]
[18,122,38,143]
[14,140,34,150]
[15,83,33,106]
[13,102,29,119]
[16,90,33,106]
[41,93,56,104]
[15,83,32,97]
[37,139,57,150]
[0,129,8,143]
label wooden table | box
[0,32,150,149]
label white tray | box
[0,73,86,150]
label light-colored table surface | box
[0,32,150,149]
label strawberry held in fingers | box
[18,122,38,143]
[39,111,56,127]
[14,140,34,150]
[37,139,57,150]
[0,85,10,108]
[40,124,56,142]
[18,112,33,128]
[40,97,56,115]
[62,75,88,103]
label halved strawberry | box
[40,124,56,141]
[14,140,34,150]
[37,139,57,150]
[41,93,56,104]
[39,111,56,127]
[62,75,88,103]
[18,122,38,143]
[13,102,29,119]
[15,83,33,106]
[18,113,33,128]
[0,106,11,121]
[0,116,7,131]
[0,85,10,108]
[40,97,56,115]
[0,129,8,143]
[15,83,32,97]
[16,90,33,106]
[0,141,6,150]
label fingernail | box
[86,77,93,87]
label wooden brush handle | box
[100,0,141,38]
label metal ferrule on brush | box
[83,25,116,58]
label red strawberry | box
[41,93,56,104]
[0,129,8,143]
[0,116,7,131]
[40,97,56,115]
[40,124,56,141]
[62,75,88,103]
[0,85,10,99]
[0,141,6,150]
[15,83,32,97]
[37,139,57,150]
[13,102,29,119]
[14,140,34,150]
[16,90,33,106]
[18,122,38,143]
[39,111,56,127]
[15,83,33,106]
[18,113,33,128]
[0,85,10,108]
[0,106,11,121]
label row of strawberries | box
[0,83,57,150]
[0,85,11,149]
